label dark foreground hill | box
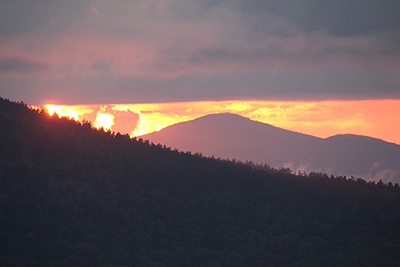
[1,98,400,267]
[144,113,400,183]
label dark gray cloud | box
[0,0,92,37]
[0,57,48,74]
[236,0,400,36]
[91,60,112,73]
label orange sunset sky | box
[41,99,400,145]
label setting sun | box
[94,112,114,130]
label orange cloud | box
[38,99,400,145]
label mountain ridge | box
[144,112,400,182]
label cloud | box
[3,1,399,76]
[91,59,112,73]
[0,57,48,74]
[185,31,400,73]
[90,7,99,14]
[1,0,400,104]
[250,1,399,35]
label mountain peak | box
[144,113,400,183]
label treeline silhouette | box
[1,97,400,267]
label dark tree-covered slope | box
[1,97,400,267]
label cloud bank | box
[1,0,400,104]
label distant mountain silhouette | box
[144,113,400,183]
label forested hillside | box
[1,97,400,267]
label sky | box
[1,1,400,143]
[42,99,400,145]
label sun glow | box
[94,112,114,130]
[43,104,94,121]
[38,99,400,145]
[44,104,80,121]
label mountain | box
[1,98,400,266]
[143,113,400,183]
